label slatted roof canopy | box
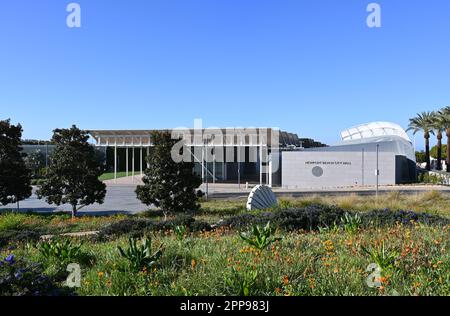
[89,128,302,148]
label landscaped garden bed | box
[1,193,449,296]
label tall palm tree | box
[430,111,444,170]
[438,106,450,173]
[407,112,435,171]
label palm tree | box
[438,106,450,173]
[407,112,435,171]
[430,111,444,170]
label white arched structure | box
[340,122,411,143]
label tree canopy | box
[0,119,32,209]
[136,131,202,219]
[37,125,106,217]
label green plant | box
[239,222,282,250]
[318,221,340,234]
[135,131,202,220]
[117,237,163,271]
[340,213,362,234]
[224,267,258,296]
[0,254,62,296]
[36,238,83,266]
[362,241,399,272]
[36,125,107,218]
[174,225,188,241]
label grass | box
[99,171,142,181]
[4,223,448,296]
[275,191,450,218]
[0,212,128,235]
[1,191,449,296]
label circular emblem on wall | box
[312,166,323,177]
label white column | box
[269,154,273,188]
[114,140,117,184]
[132,146,135,184]
[213,155,216,185]
[147,147,150,168]
[201,146,205,182]
[126,147,129,177]
[259,145,263,186]
[140,147,143,176]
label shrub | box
[97,219,151,239]
[0,254,61,296]
[340,213,362,234]
[360,209,450,227]
[362,241,399,272]
[0,230,41,248]
[239,222,282,250]
[0,213,28,231]
[118,237,164,271]
[98,216,211,240]
[219,205,345,231]
[224,267,258,296]
[36,238,83,266]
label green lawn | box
[99,171,142,181]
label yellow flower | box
[98,272,104,278]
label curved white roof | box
[340,122,411,143]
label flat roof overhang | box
[89,128,302,148]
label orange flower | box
[98,272,104,278]
[191,259,197,269]
[282,276,289,285]
[275,287,281,293]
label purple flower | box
[5,254,15,265]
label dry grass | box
[277,191,450,217]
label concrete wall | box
[281,151,396,189]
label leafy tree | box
[407,112,435,171]
[0,120,32,210]
[415,151,426,164]
[430,144,447,161]
[37,125,106,218]
[136,131,202,220]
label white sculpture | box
[246,185,278,211]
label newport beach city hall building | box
[86,121,416,189]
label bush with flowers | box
[0,254,60,296]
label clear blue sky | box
[1,0,450,148]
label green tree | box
[136,131,202,220]
[407,112,435,171]
[438,106,450,172]
[430,144,447,161]
[0,119,32,210]
[415,151,426,164]
[37,125,106,218]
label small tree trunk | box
[425,136,431,171]
[72,205,77,219]
[437,132,442,170]
[447,129,450,173]
[16,200,20,212]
